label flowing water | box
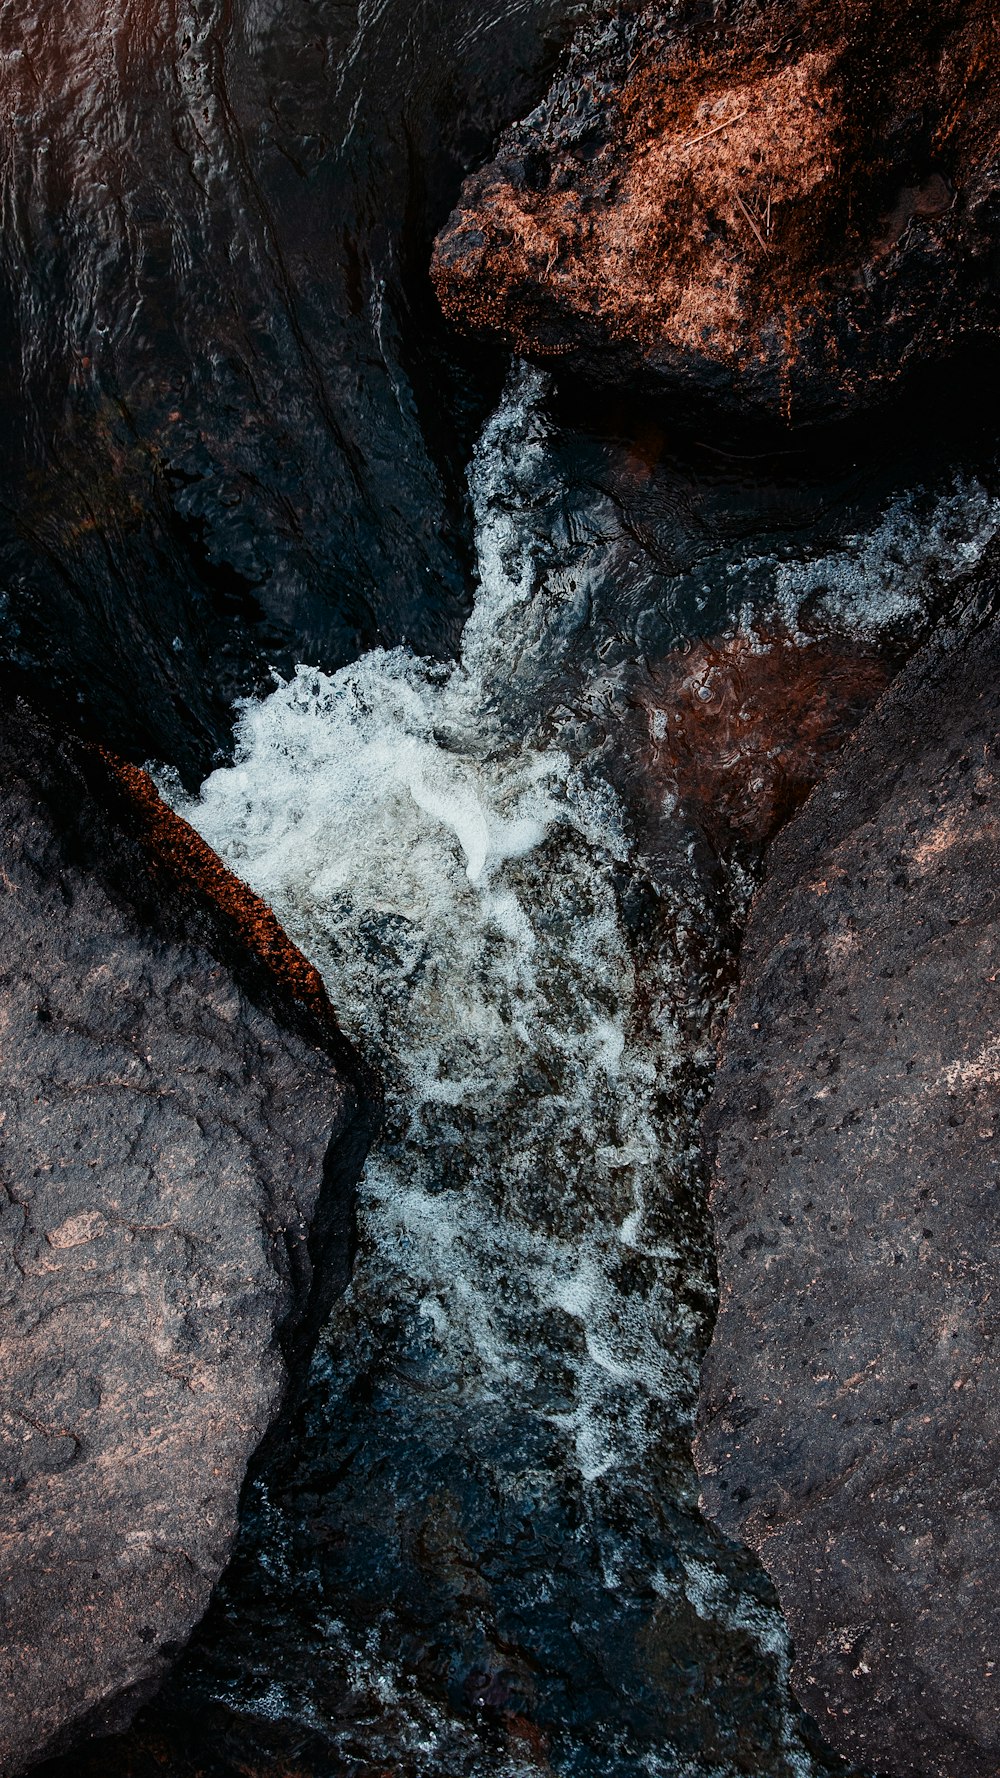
[142,364,1000,1778]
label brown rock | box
[695,591,1000,1776]
[433,0,1000,419]
[0,694,376,1776]
[635,631,888,849]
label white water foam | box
[170,365,713,1494]
[743,476,1000,639]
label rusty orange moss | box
[100,751,334,1030]
[432,0,1000,415]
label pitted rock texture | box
[695,600,1000,1778]
[433,0,1000,419]
[0,697,373,1778]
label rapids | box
[144,365,1000,1778]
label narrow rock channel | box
[4,4,1000,1774]
[103,366,998,1778]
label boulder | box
[433,0,1000,420]
[695,591,1000,1777]
[0,695,375,1777]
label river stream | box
[150,364,1000,1778]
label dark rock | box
[0,0,575,780]
[695,589,1000,1777]
[433,0,1000,421]
[0,694,375,1777]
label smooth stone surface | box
[634,631,888,852]
[695,591,1000,1778]
[0,696,374,1777]
[0,0,573,781]
[433,0,1000,420]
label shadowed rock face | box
[0,696,374,1777]
[695,588,1000,1778]
[433,0,1000,419]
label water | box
[1,0,997,782]
[133,365,999,1778]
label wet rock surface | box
[5,8,1000,1776]
[0,695,372,1777]
[634,632,889,852]
[696,583,1000,1777]
[433,0,1000,420]
[0,0,576,779]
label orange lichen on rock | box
[613,51,840,356]
[433,0,1000,416]
[438,48,841,368]
[636,632,889,848]
[101,751,335,1031]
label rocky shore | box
[3,1,999,1773]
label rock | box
[0,695,376,1777]
[694,593,1000,1777]
[433,0,1000,420]
[634,631,888,851]
[0,0,572,780]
